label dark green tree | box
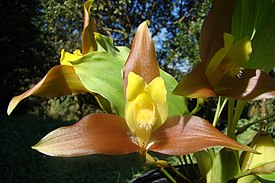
[0,0,54,114]
[91,0,211,78]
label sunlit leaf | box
[149,115,255,155]
[95,33,119,52]
[94,33,130,64]
[210,148,240,183]
[194,150,214,183]
[160,70,188,116]
[7,65,87,115]
[232,0,275,72]
[32,114,140,157]
[72,51,125,115]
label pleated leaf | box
[210,149,240,183]
[71,51,126,116]
[232,0,275,72]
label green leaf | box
[160,70,188,115]
[231,0,269,41]
[231,0,275,72]
[95,33,119,53]
[94,33,130,62]
[252,161,275,182]
[210,148,240,183]
[194,150,214,183]
[72,51,125,116]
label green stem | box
[230,169,251,181]
[213,97,228,127]
[213,97,221,127]
[228,100,247,139]
[187,154,200,180]
[190,98,204,115]
[179,156,184,166]
[159,167,177,183]
[227,99,235,132]
[156,160,192,183]
[170,165,192,183]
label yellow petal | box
[126,72,146,101]
[82,0,98,54]
[226,36,252,67]
[60,49,83,66]
[125,72,168,148]
[206,33,252,86]
[205,33,234,77]
[146,76,168,130]
[125,90,155,147]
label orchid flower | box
[7,0,186,117]
[32,22,254,158]
[173,0,275,100]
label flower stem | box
[159,167,177,183]
[170,165,192,183]
[227,99,235,131]
[227,100,247,139]
[190,98,204,115]
[213,97,228,127]
[156,160,192,183]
